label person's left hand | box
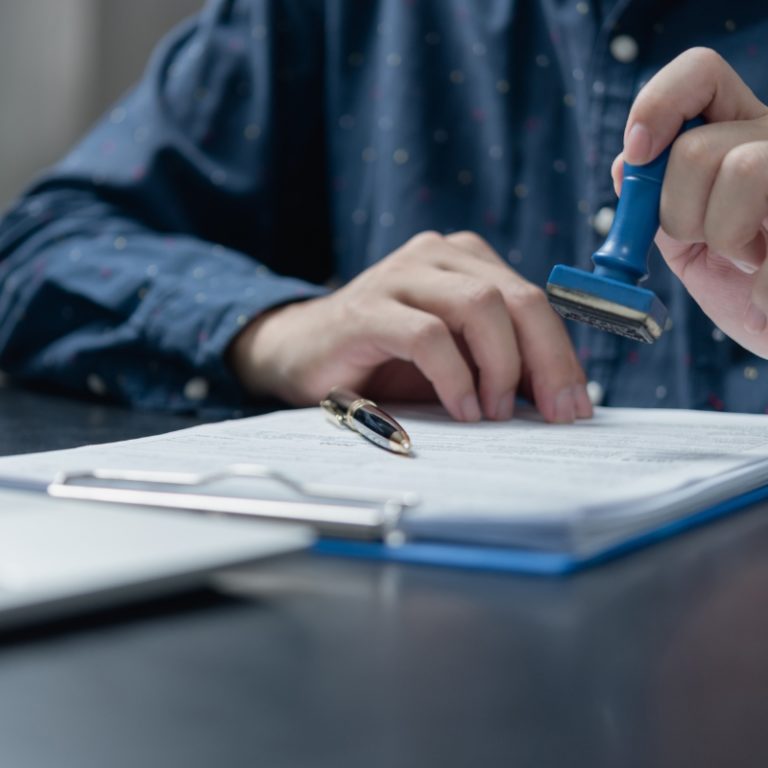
[611,47,768,357]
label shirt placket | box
[577,0,643,406]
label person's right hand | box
[613,49,768,358]
[229,231,592,423]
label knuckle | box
[511,283,547,311]
[462,280,504,312]
[673,130,715,169]
[448,230,485,249]
[685,46,725,74]
[406,230,443,251]
[722,144,764,184]
[447,231,497,260]
[384,231,442,270]
[411,316,448,353]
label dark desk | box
[0,387,767,768]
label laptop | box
[0,490,313,629]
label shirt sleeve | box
[0,0,331,413]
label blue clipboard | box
[313,483,768,575]
[7,464,768,576]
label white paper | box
[2,405,768,554]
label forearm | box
[0,189,326,412]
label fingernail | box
[495,392,515,421]
[733,259,759,275]
[573,385,593,419]
[624,123,652,164]
[744,304,768,335]
[553,388,576,423]
[460,393,482,422]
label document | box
[1,405,768,555]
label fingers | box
[502,277,592,423]
[704,141,768,271]
[366,300,481,422]
[747,238,768,332]
[443,232,592,422]
[660,123,768,245]
[620,49,768,358]
[344,230,591,423]
[624,48,768,166]
[658,128,768,273]
[394,267,521,420]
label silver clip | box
[48,464,419,542]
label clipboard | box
[315,482,768,574]
[7,461,768,576]
[42,464,416,544]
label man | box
[0,0,766,421]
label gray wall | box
[0,0,201,208]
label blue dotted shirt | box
[0,0,766,414]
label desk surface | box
[0,387,767,768]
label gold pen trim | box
[345,397,376,425]
[320,388,413,455]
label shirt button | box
[586,380,604,406]
[183,377,209,401]
[610,35,639,63]
[593,206,615,237]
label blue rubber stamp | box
[546,119,703,343]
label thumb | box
[624,47,768,166]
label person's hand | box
[229,231,592,423]
[612,47,768,356]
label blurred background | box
[0,0,201,208]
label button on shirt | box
[0,0,766,415]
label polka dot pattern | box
[0,0,765,415]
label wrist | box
[227,304,290,398]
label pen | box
[320,386,412,455]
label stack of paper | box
[1,405,768,562]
